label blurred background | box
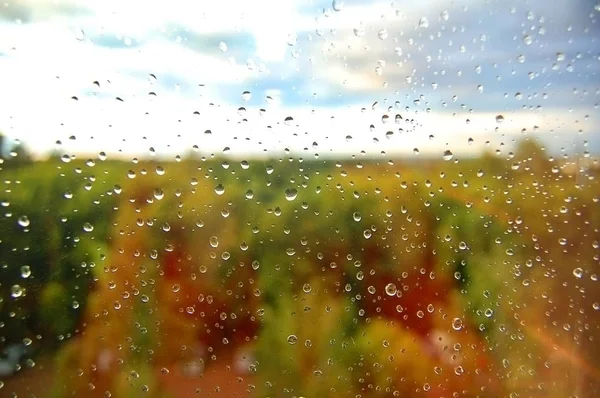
[0,0,599,397]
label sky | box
[0,0,598,160]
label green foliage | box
[1,146,597,398]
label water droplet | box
[214,184,225,195]
[556,52,565,62]
[440,10,449,21]
[17,216,30,228]
[418,17,429,28]
[558,238,567,246]
[353,27,365,37]
[377,29,388,40]
[495,115,505,123]
[209,236,219,248]
[442,150,453,161]
[74,28,85,41]
[285,188,298,201]
[241,91,251,101]
[523,35,533,45]
[284,116,294,126]
[153,188,164,200]
[452,318,463,331]
[363,230,372,239]
[83,223,94,232]
[332,0,344,12]
[20,265,31,278]
[219,42,228,52]
[11,285,24,298]
[287,335,298,345]
[286,33,297,46]
[385,283,397,296]
[352,212,362,222]
[573,267,583,279]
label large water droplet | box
[74,28,85,41]
[452,318,463,331]
[377,29,388,40]
[215,184,225,195]
[442,150,454,161]
[285,188,298,201]
[17,216,30,228]
[11,284,24,298]
[332,0,344,12]
[385,283,397,296]
[20,265,31,278]
[495,115,505,123]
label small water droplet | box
[241,91,251,101]
[495,115,505,123]
[215,184,225,195]
[83,222,94,232]
[442,150,453,161]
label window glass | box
[0,1,598,397]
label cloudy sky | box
[0,0,598,160]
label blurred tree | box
[513,138,552,175]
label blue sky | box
[0,0,598,159]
